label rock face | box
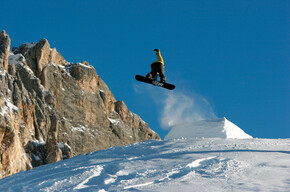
[0,30,160,179]
[0,30,10,71]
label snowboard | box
[135,75,175,90]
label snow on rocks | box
[8,52,35,77]
[20,42,36,50]
[108,117,121,125]
[0,70,6,76]
[165,117,252,140]
[70,125,86,132]
[8,52,25,66]
[0,98,18,117]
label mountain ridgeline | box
[0,30,160,179]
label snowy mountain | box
[0,138,289,192]
[1,30,289,191]
[165,117,252,140]
[0,30,159,179]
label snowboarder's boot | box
[146,73,152,79]
[153,75,158,81]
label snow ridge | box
[165,117,252,140]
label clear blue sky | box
[2,0,289,139]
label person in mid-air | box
[146,49,166,83]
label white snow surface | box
[0,138,289,192]
[165,117,252,140]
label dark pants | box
[150,62,166,82]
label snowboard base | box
[135,75,175,90]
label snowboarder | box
[146,49,166,83]
[135,49,175,90]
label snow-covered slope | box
[165,117,252,140]
[0,138,289,192]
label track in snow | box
[0,138,289,192]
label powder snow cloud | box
[160,91,217,129]
[133,81,217,130]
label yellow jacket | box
[152,51,164,67]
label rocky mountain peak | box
[0,30,160,179]
[0,30,11,71]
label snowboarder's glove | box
[153,49,160,52]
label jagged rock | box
[19,39,66,77]
[45,114,62,164]
[8,63,16,76]
[12,46,21,54]
[35,39,51,75]
[25,140,46,167]
[58,142,72,159]
[0,31,160,179]
[81,61,89,66]
[0,30,10,71]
